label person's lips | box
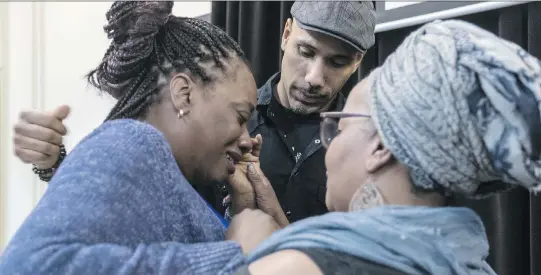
[225,151,242,174]
[226,151,242,163]
[294,88,325,105]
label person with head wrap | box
[229,19,541,275]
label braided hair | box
[87,1,245,120]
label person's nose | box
[237,129,253,155]
[305,59,325,88]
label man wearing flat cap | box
[225,1,376,222]
[11,1,376,224]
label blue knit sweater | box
[0,119,244,274]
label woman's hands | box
[227,134,290,228]
[245,162,290,228]
[227,135,262,215]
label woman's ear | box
[169,73,194,112]
[364,135,393,173]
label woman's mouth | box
[226,153,239,174]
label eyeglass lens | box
[320,118,338,148]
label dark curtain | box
[211,2,541,275]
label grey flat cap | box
[290,1,376,53]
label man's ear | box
[365,135,393,173]
[169,73,194,112]
[281,18,293,51]
[353,53,364,71]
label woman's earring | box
[177,108,190,119]
[349,181,386,212]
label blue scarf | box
[246,206,495,275]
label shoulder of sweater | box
[82,119,168,149]
[69,119,175,168]
[54,118,190,194]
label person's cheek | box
[324,145,340,180]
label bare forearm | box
[230,192,256,216]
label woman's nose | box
[238,131,253,154]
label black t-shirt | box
[233,248,407,275]
[298,248,408,275]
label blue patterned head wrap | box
[371,20,541,198]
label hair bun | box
[104,1,174,43]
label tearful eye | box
[237,113,249,125]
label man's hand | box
[227,134,262,215]
[247,162,290,228]
[13,105,70,169]
[226,209,280,255]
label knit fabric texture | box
[0,119,244,274]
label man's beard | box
[287,85,336,115]
[290,106,311,115]
[288,89,323,115]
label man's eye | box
[330,59,348,68]
[298,46,314,57]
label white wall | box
[0,1,211,251]
[384,2,421,11]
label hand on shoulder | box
[13,105,70,169]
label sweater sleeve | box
[0,240,243,275]
[0,120,245,275]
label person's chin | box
[289,101,317,115]
[324,177,341,211]
[290,92,325,112]
[212,171,229,183]
[325,196,333,212]
[197,169,229,185]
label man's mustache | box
[294,85,326,99]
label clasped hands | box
[225,135,290,254]
[226,134,290,228]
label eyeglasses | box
[320,111,371,149]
